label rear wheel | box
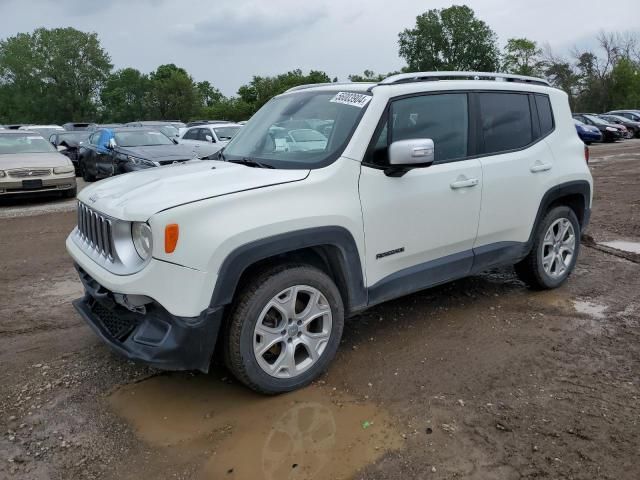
[224,264,344,394]
[515,206,580,289]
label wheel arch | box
[209,226,367,315]
[529,180,591,246]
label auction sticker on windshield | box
[330,92,372,108]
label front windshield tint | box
[114,130,173,147]
[223,91,370,168]
[0,134,56,154]
[213,126,241,140]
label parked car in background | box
[90,124,124,131]
[19,124,65,140]
[179,123,243,157]
[4,124,29,130]
[572,114,623,142]
[598,114,640,138]
[63,122,96,131]
[185,120,232,128]
[49,131,91,175]
[606,110,640,122]
[0,130,76,198]
[574,119,602,144]
[126,121,181,139]
[78,127,197,181]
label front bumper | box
[73,265,223,372]
[0,174,76,196]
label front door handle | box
[450,178,479,189]
[530,162,552,173]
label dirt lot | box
[1,143,639,480]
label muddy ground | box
[1,142,639,480]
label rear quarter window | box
[535,94,554,136]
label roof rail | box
[379,71,550,87]
[285,82,368,93]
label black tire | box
[63,186,77,198]
[80,157,96,182]
[224,264,344,394]
[515,206,581,290]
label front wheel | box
[515,206,580,289]
[224,264,344,394]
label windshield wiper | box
[228,157,275,169]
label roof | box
[18,125,64,129]
[0,129,43,135]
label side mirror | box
[205,135,214,143]
[107,138,117,150]
[385,139,435,177]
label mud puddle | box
[600,240,640,254]
[572,300,607,320]
[109,373,402,480]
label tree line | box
[1,5,638,125]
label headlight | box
[131,222,153,260]
[606,127,617,132]
[53,165,75,174]
[127,155,156,167]
[0,170,5,178]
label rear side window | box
[535,94,554,136]
[479,92,532,154]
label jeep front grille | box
[77,202,114,259]
[8,168,51,178]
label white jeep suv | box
[66,72,593,394]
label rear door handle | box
[530,162,552,173]
[450,178,479,189]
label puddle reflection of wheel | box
[261,402,336,479]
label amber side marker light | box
[165,224,179,253]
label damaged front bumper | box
[72,265,222,372]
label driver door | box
[95,130,115,179]
[358,92,483,302]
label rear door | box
[473,91,556,260]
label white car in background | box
[179,123,243,158]
[19,124,65,140]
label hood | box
[78,160,310,221]
[0,152,71,169]
[117,144,195,163]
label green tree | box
[348,70,390,82]
[609,57,640,109]
[0,27,111,123]
[398,5,499,72]
[196,81,224,107]
[502,38,545,76]
[237,69,331,113]
[147,64,200,120]
[100,68,150,122]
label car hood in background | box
[77,160,310,221]
[0,152,71,168]
[116,144,196,162]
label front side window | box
[182,128,199,140]
[197,128,212,142]
[222,90,370,169]
[114,130,173,147]
[479,92,533,154]
[390,93,469,163]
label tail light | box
[584,145,590,164]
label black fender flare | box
[527,180,591,246]
[209,226,367,313]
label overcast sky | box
[0,0,638,95]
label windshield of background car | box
[157,125,179,137]
[114,130,174,147]
[222,90,371,168]
[0,134,57,154]
[213,126,241,140]
[584,115,611,126]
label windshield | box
[584,115,611,126]
[57,132,90,143]
[222,90,371,169]
[213,126,241,141]
[0,134,56,154]
[157,125,179,137]
[114,130,174,147]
